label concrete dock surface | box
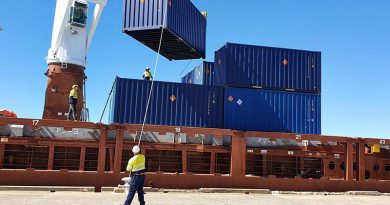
[0,191,389,205]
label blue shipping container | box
[223,87,321,134]
[203,61,215,86]
[110,77,223,128]
[181,69,195,84]
[181,61,215,86]
[123,0,206,60]
[215,43,321,93]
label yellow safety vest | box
[69,88,78,99]
[143,71,153,79]
[126,154,145,172]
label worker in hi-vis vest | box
[142,67,153,80]
[123,145,146,205]
[67,85,78,121]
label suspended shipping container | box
[223,87,321,134]
[181,61,215,86]
[109,77,223,128]
[122,0,206,60]
[214,43,321,93]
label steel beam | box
[109,148,114,171]
[345,142,354,181]
[0,144,4,169]
[230,132,246,177]
[1,118,389,146]
[79,147,86,171]
[357,141,366,181]
[300,157,305,177]
[182,150,187,173]
[122,124,233,138]
[0,118,98,130]
[113,128,124,173]
[2,170,390,192]
[210,152,215,174]
[48,145,55,170]
[97,125,107,173]
[262,155,267,176]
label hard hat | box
[72,85,78,88]
[132,145,140,154]
[145,67,150,70]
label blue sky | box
[0,0,389,138]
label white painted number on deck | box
[32,120,39,125]
[380,140,386,145]
[175,127,181,133]
[56,128,79,135]
[296,135,301,140]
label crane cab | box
[69,1,88,28]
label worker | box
[67,85,78,121]
[124,145,146,205]
[142,67,153,80]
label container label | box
[228,96,234,102]
[237,99,243,106]
[283,59,288,66]
[170,95,176,102]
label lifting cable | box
[178,59,193,76]
[99,77,117,123]
[137,5,168,148]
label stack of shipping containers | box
[112,0,224,129]
[181,61,215,86]
[215,43,321,134]
[117,0,321,134]
[183,42,321,134]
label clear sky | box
[0,0,389,138]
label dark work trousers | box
[67,104,77,121]
[124,175,145,205]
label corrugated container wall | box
[223,87,321,134]
[122,0,206,60]
[109,77,223,128]
[214,43,321,93]
[181,61,215,86]
[181,69,195,84]
[202,61,215,86]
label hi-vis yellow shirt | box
[143,71,153,79]
[69,88,78,99]
[126,154,145,172]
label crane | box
[43,0,107,121]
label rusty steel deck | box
[0,118,389,192]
